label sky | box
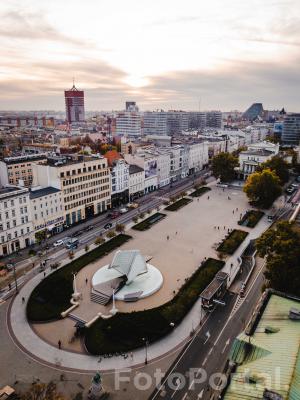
[0,0,300,112]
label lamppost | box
[12,262,18,294]
[142,337,149,365]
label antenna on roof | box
[72,77,75,89]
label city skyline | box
[1,0,300,111]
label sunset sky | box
[1,0,300,111]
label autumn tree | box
[257,156,289,185]
[212,152,238,182]
[243,169,281,208]
[256,221,300,296]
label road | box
[0,170,210,300]
[149,257,265,400]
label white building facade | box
[0,186,35,256]
[29,187,64,235]
[143,111,168,136]
[110,159,129,207]
[129,164,145,199]
[116,111,141,137]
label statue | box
[88,372,104,399]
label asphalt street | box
[149,257,265,400]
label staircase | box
[68,314,87,325]
[90,290,111,305]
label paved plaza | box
[8,182,270,371]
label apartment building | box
[129,164,145,200]
[188,142,209,173]
[143,111,168,136]
[104,151,129,207]
[116,111,141,136]
[0,154,48,187]
[125,153,158,194]
[29,187,64,235]
[0,186,34,256]
[32,154,111,226]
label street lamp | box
[11,262,18,294]
[142,337,149,365]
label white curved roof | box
[108,250,148,285]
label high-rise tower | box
[64,83,85,123]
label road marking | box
[171,378,181,398]
[189,379,195,390]
[198,389,204,398]
[181,393,188,400]
[221,339,230,354]
[196,368,203,377]
[204,331,210,344]
[202,357,208,366]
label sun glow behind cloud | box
[0,0,300,109]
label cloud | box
[0,9,85,46]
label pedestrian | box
[130,352,133,360]
[43,271,46,277]
[32,262,35,269]
[58,340,62,350]
[224,226,226,230]
[233,210,234,214]
[22,297,25,304]
[214,226,216,229]
[236,207,238,211]
[197,198,199,202]
[175,231,178,235]
[167,235,169,240]
[207,196,210,200]
[8,283,11,291]
[85,278,88,285]
[217,226,220,230]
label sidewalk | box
[8,197,271,373]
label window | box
[11,200,14,206]
[13,220,16,227]
[12,210,15,217]
[14,231,18,238]
[4,202,7,208]
[27,227,30,233]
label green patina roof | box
[224,294,300,400]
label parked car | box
[104,223,113,230]
[111,211,120,219]
[73,230,84,237]
[84,225,94,231]
[53,239,64,247]
[66,238,79,249]
[119,207,128,214]
[127,203,139,209]
[286,186,296,195]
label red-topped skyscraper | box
[64,82,85,123]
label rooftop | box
[240,149,274,156]
[129,164,144,174]
[30,187,61,199]
[3,154,47,165]
[224,292,300,400]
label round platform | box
[92,263,163,301]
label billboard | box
[145,159,157,179]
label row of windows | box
[64,186,109,203]
[63,178,109,194]
[60,163,107,178]
[0,226,31,243]
[34,206,62,219]
[33,201,61,210]
[62,171,108,186]
[65,192,110,211]
[0,216,29,230]
[1,196,27,209]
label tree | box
[115,223,125,234]
[243,169,282,208]
[212,152,238,182]
[22,382,65,400]
[94,237,105,246]
[106,230,116,239]
[256,221,300,296]
[257,156,289,185]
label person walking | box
[58,340,62,349]
[22,297,25,304]
[167,235,169,240]
[85,278,88,285]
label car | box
[84,225,94,232]
[286,186,295,195]
[127,203,139,209]
[111,212,120,219]
[66,238,79,249]
[53,239,64,247]
[291,183,299,188]
[119,207,128,214]
[73,230,84,237]
[104,223,113,230]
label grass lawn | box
[190,186,211,198]
[165,197,192,211]
[217,229,248,255]
[238,210,264,228]
[26,234,132,322]
[132,213,166,231]
[84,258,224,355]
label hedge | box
[26,234,132,322]
[165,197,192,211]
[84,258,224,354]
[217,229,248,255]
[190,187,211,197]
[132,213,166,231]
[238,210,264,228]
